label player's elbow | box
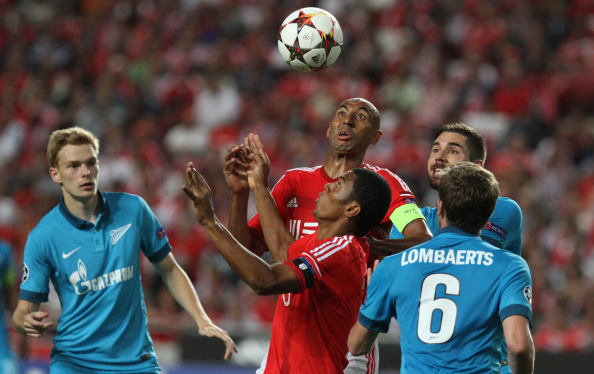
[348,344,367,357]
[507,337,535,359]
[347,338,369,357]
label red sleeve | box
[376,168,418,223]
[248,172,292,242]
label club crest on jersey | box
[22,263,29,283]
[111,223,132,245]
[483,222,507,240]
[524,286,532,305]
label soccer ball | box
[277,7,343,72]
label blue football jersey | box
[359,226,532,374]
[1,239,19,374]
[391,196,523,256]
[20,191,171,372]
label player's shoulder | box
[285,165,323,175]
[102,191,147,210]
[277,165,323,184]
[29,205,62,237]
[362,163,399,178]
[495,196,522,214]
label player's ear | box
[473,159,484,167]
[437,199,445,219]
[326,123,332,139]
[49,167,61,184]
[345,201,361,218]
[370,129,382,145]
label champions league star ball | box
[277,7,343,72]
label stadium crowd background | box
[1,0,594,365]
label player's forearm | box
[252,185,294,262]
[160,264,213,327]
[12,310,27,334]
[508,349,534,374]
[202,217,282,295]
[227,191,252,248]
[347,322,378,357]
[369,237,430,256]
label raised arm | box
[183,162,298,295]
[223,143,269,256]
[12,299,53,338]
[369,218,432,257]
[245,134,296,262]
[153,253,238,360]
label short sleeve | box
[138,196,172,263]
[499,256,533,326]
[20,238,52,302]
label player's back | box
[381,226,531,373]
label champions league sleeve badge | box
[22,263,29,283]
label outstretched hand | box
[198,322,239,360]
[223,143,250,194]
[182,162,216,226]
[245,133,270,191]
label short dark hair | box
[438,162,499,234]
[436,123,487,163]
[348,168,392,236]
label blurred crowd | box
[1,0,594,358]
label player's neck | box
[63,193,100,224]
[316,219,354,241]
[324,154,365,179]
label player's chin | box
[428,176,440,190]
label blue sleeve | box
[499,255,532,327]
[137,196,172,263]
[358,260,396,333]
[481,197,523,256]
[20,237,51,301]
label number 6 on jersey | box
[417,273,460,344]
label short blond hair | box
[47,127,100,168]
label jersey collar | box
[435,225,480,238]
[59,190,110,229]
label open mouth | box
[432,166,449,176]
[337,129,352,140]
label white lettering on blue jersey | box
[402,248,494,266]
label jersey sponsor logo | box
[21,263,29,283]
[287,197,298,207]
[401,248,494,266]
[111,223,132,245]
[62,246,81,259]
[524,285,532,305]
[483,222,507,240]
[69,259,134,295]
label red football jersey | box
[248,164,418,263]
[265,234,367,373]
